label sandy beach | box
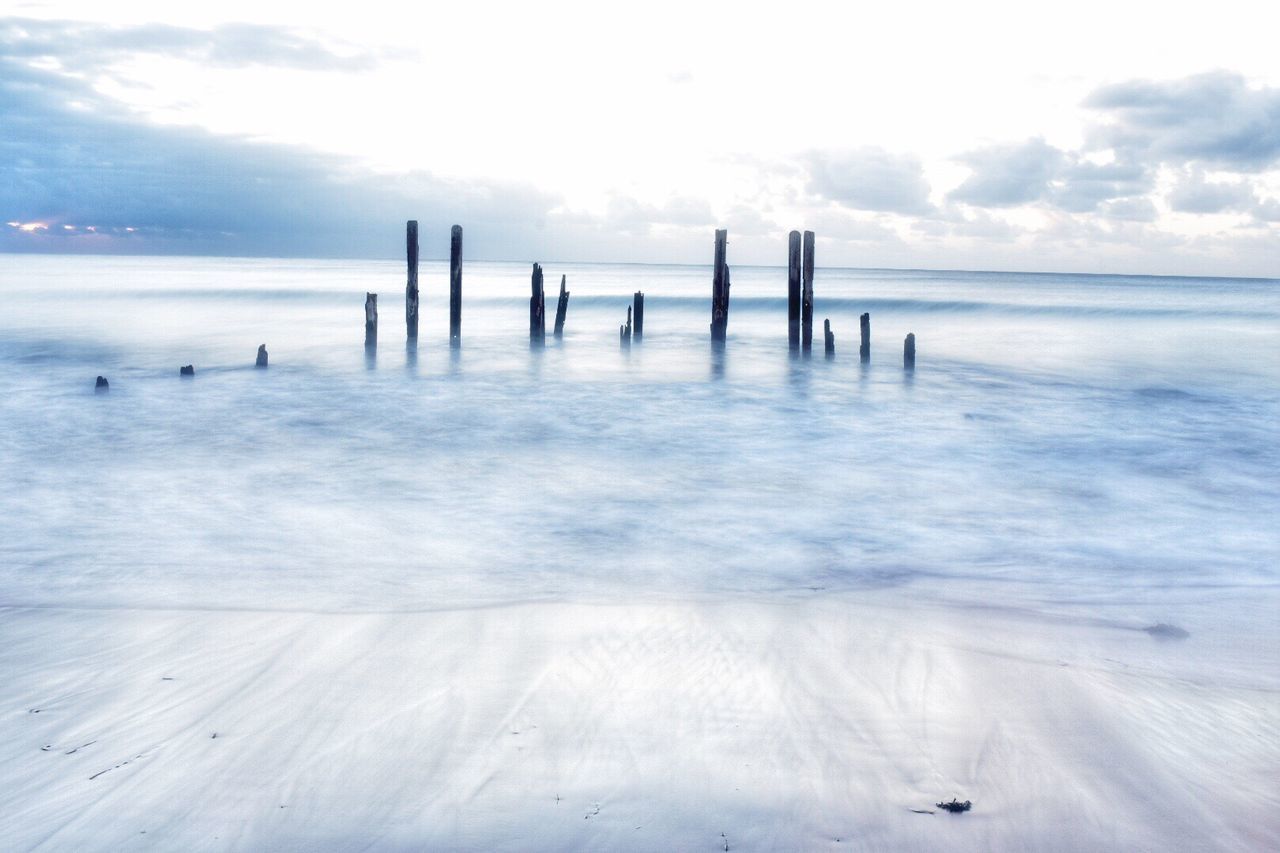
[5,588,1276,850]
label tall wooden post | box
[710,229,729,343]
[787,231,801,351]
[256,344,268,368]
[620,305,632,348]
[633,291,644,341]
[530,263,545,345]
[365,292,378,348]
[904,333,916,370]
[449,225,463,346]
[824,318,834,358]
[801,230,815,354]
[553,275,570,338]
[859,312,870,363]
[405,221,419,339]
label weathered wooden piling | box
[633,291,645,341]
[449,225,463,345]
[94,375,109,393]
[787,230,801,351]
[859,312,870,363]
[530,263,545,345]
[553,275,570,338]
[365,292,378,347]
[620,305,632,348]
[904,333,916,370]
[710,229,730,342]
[256,344,268,368]
[824,319,835,358]
[802,230,815,354]
[405,220,419,339]
[180,364,194,377]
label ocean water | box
[1,253,1277,615]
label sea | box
[1,254,1277,617]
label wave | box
[31,289,1277,320]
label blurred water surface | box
[1,254,1277,612]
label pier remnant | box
[788,231,801,351]
[824,319,835,358]
[710,229,730,343]
[530,263,545,346]
[365,292,378,348]
[904,333,916,370]
[179,365,194,377]
[802,230,815,354]
[633,291,645,341]
[450,225,463,346]
[620,305,632,348]
[405,220,419,339]
[860,313,870,363]
[94,376,109,393]
[256,345,268,368]
[553,275,570,338]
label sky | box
[2,1,1278,276]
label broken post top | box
[711,229,730,342]
[530,263,545,343]
[801,231,815,353]
[449,225,463,343]
[553,274,570,338]
[788,231,802,349]
[406,221,419,338]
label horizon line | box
[1,249,1276,285]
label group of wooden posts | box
[91,223,913,393]
[359,221,916,369]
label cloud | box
[721,204,777,237]
[1254,197,1280,223]
[602,193,714,235]
[948,138,1153,212]
[805,209,900,244]
[1051,159,1151,212]
[1101,197,1159,223]
[948,138,1063,207]
[803,148,934,215]
[0,16,394,73]
[0,55,558,257]
[949,73,1280,217]
[1084,71,1280,172]
[1166,170,1257,214]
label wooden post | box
[633,291,644,341]
[553,275,570,338]
[904,333,916,370]
[256,344,268,368]
[365,292,378,348]
[94,376,109,393]
[405,221,419,339]
[824,318,834,358]
[859,312,870,363]
[530,263,545,345]
[449,225,463,345]
[787,231,801,351]
[710,229,729,342]
[620,305,632,348]
[180,365,194,377]
[802,230,815,354]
